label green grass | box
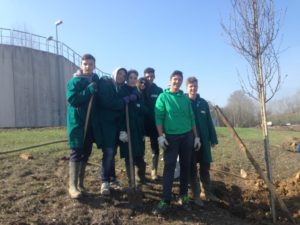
[0,126,299,180]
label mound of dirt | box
[282,137,300,152]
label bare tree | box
[221,0,285,222]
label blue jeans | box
[162,131,193,202]
[100,147,117,182]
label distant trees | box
[268,89,300,125]
[223,90,259,127]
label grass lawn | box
[0,126,299,181]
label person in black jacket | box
[143,67,163,180]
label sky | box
[0,0,299,107]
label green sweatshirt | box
[155,88,195,135]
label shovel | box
[125,104,143,207]
[83,95,94,141]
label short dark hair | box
[81,54,96,62]
[144,67,155,74]
[186,76,198,86]
[170,70,183,79]
[127,69,139,80]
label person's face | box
[138,79,146,90]
[128,73,138,87]
[144,72,155,85]
[187,82,198,96]
[80,59,95,75]
[169,75,182,92]
[116,69,126,85]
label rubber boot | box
[78,161,87,193]
[137,161,146,185]
[190,176,204,207]
[69,161,81,199]
[151,154,159,180]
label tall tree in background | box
[221,0,285,222]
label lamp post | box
[55,20,63,55]
[46,36,53,52]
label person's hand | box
[87,82,98,94]
[92,74,100,83]
[211,144,217,148]
[119,131,128,143]
[158,135,169,149]
[129,94,137,101]
[122,96,130,104]
[194,137,201,151]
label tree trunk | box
[253,0,276,222]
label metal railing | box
[0,28,110,77]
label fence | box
[0,28,110,77]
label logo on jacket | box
[151,94,158,98]
[201,110,206,114]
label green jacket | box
[95,76,125,149]
[119,85,147,158]
[155,88,195,135]
[190,94,218,163]
[66,73,101,149]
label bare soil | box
[0,133,299,225]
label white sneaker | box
[151,169,158,180]
[101,182,110,195]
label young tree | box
[221,0,285,222]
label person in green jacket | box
[118,70,147,186]
[186,76,219,205]
[143,67,163,180]
[96,67,138,195]
[152,70,201,215]
[66,54,101,199]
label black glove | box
[87,82,98,94]
[123,96,130,104]
[129,94,137,101]
[92,74,100,83]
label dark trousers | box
[190,157,211,192]
[70,128,94,162]
[199,162,211,191]
[125,156,146,171]
[149,133,159,155]
[162,131,193,202]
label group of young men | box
[66,54,218,215]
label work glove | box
[158,135,169,149]
[122,96,130,104]
[194,137,201,151]
[119,131,128,143]
[87,82,98,94]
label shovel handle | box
[83,95,94,142]
[126,104,136,189]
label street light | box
[46,36,53,52]
[55,20,63,55]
